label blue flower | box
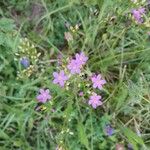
[105,125,114,136]
[20,57,30,68]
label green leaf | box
[0,18,15,32]
[121,127,145,150]
[84,0,98,5]
[0,32,5,45]
[77,121,89,150]
[0,130,9,139]
[115,85,128,110]
[64,99,73,118]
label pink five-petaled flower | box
[53,70,68,87]
[67,59,81,74]
[75,52,88,66]
[36,89,51,103]
[131,7,145,23]
[88,93,102,109]
[91,74,106,90]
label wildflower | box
[67,59,81,74]
[131,7,145,23]
[53,70,68,87]
[20,57,30,68]
[36,89,51,103]
[64,32,73,42]
[75,52,88,66]
[105,125,114,136]
[88,92,102,109]
[91,74,106,90]
[79,91,84,96]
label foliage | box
[0,0,150,149]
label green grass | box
[0,0,150,149]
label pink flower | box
[131,7,145,23]
[79,91,84,96]
[67,59,81,74]
[91,74,106,90]
[36,89,51,103]
[53,70,68,87]
[75,52,88,66]
[88,93,102,109]
[67,52,88,74]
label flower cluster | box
[36,52,106,109]
[88,73,106,108]
[15,38,41,79]
[52,52,88,87]
[130,1,150,31]
[67,52,88,74]
[131,7,145,23]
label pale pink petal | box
[88,100,92,105]
[37,95,43,101]
[53,79,58,84]
[40,89,44,93]
[60,70,65,76]
[47,95,51,100]
[98,85,103,90]
[45,89,50,94]
[97,95,102,99]
[59,81,65,87]
[53,72,58,78]
[101,79,106,84]
[93,83,97,88]
[97,74,102,79]
[98,101,103,106]
[92,103,97,109]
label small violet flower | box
[91,74,106,90]
[88,92,102,109]
[36,89,51,103]
[67,59,81,74]
[131,7,145,23]
[20,57,30,68]
[105,125,114,136]
[53,70,68,87]
[75,52,88,66]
